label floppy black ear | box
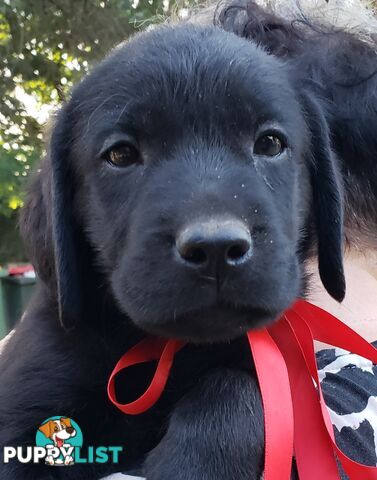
[51,104,106,330]
[49,106,86,329]
[21,106,88,329]
[301,92,346,302]
[21,107,106,329]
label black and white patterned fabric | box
[318,341,377,470]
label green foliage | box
[0,0,186,218]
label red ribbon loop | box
[108,300,377,479]
[107,337,184,415]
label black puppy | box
[1,4,375,477]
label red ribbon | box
[107,300,377,479]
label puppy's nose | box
[176,218,252,275]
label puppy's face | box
[53,26,322,342]
[65,25,311,341]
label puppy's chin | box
[134,303,289,344]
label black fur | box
[1,5,375,476]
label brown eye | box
[106,143,141,167]
[253,135,285,157]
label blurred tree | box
[0,0,194,261]
[0,0,172,218]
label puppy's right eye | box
[104,143,141,168]
[253,135,285,157]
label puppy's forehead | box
[73,24,301,140]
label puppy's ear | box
[22,105,96,329]
[49,106,89,330]
[301,92,346,302]
[39,421,54,438]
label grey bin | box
[1,276,37,335]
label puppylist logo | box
[3,416,123,466]
[36,417,82,466]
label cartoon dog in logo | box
[38,417,76,465]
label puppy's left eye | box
[104,143,141,168]
[254,135,285,157]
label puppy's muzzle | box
[176,217,252,280]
